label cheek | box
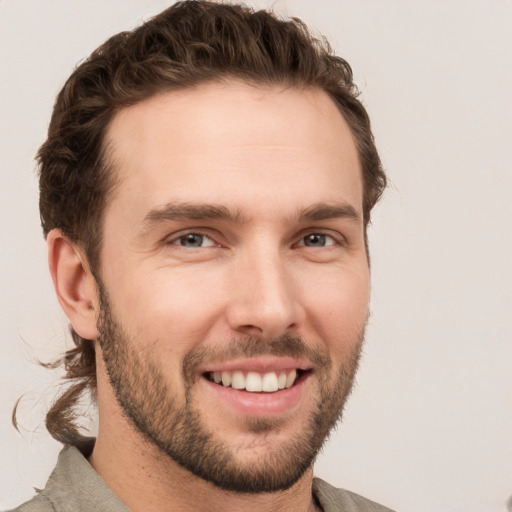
[304,264,370,350]
[109,266,227,347]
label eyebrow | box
[142,202,247,230]
[298,202,361,223]
[140,200,360,234]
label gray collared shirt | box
[9,446,395,512]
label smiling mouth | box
[204,369,308,393]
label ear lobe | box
[47,229,100,340]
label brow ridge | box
[141,200,360,234]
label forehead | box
[104,81,362,223]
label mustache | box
[182,334,332,383]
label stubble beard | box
[97,287,365,494]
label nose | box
[225,249,303,340]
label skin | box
[48,81,370,512]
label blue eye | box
[300,234,335,247]
[174,233,216,248]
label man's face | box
[96,81,369,492]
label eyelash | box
[169,232,218,248]
[167,230,344,249]
[295,233,337,248]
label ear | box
[47,229,100,340]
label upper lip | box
[200,356,313,374]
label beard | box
[97,286,364,494]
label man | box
[12,1,390,511]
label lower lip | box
[200,373,310,417]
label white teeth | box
[245,372,262,392]
[210,369,300,392]
[221,371,231,387]
[262,372,279,392]
[231,371,245,390]
[285,369,297,389]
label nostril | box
[237,324,264,336]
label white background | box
[1,1,511,511]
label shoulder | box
[313,478,396,512]
[5,493,55,512]
[6,444,129,512]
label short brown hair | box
[34,0,386,446]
